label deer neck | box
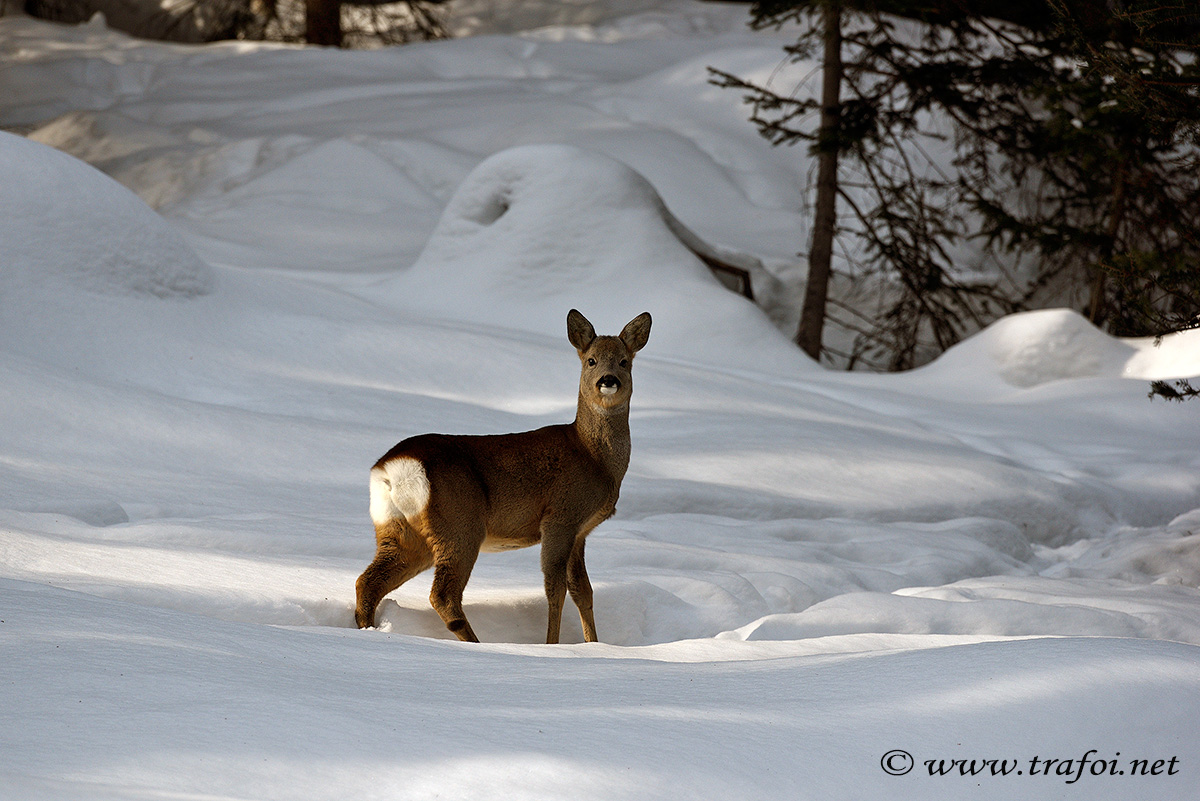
[573,395,631,481]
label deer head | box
[568,309,652,414]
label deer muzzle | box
[597,375,621,395]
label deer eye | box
[587,358,597,366]
[620,359,629,368]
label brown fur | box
[355,309,652,643]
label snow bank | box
[975,309,1135,388]
[2,4,812,325]
[168,135,447,273]
[0,131,213,300]
[377,144,812,373]
[7,576,1200,801]
[736,576,1200,643]
[447,0,745,38]
[1126,327,1200,380]
[910,308,1200,397]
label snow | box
[0,132,214,299]
[909,308,1200,396]
[2,3,1200,799]
[384,143,805,373]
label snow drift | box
[380,144,811,374]
[916,308,1200,395]
[0,130,213,300]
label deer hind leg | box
[355,520,433,629]
[567,536,597,643]
[429,556,480,643]
[424,522,483,643]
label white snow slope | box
[2,4,1200,800]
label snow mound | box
[447,0,732,38]
[168,135,450,273]
[377,144,811,374]
[735,576,1200,644]
[966,309,1133,388]
[0,131,213,299]
[1125,326,1200,380]
[916,308,1200,393]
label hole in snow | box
[464,190,511,227]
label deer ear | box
[620,312,652,353]
[567,309,596,351]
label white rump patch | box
[369,457,430,526]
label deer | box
[354,309,652,644]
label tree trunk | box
[305,0,342,47]
[796,2,843,361]
[1087,158,1127,326]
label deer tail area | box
[369,456,431,526]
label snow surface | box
[2,3,1200,799]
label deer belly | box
[480,529,541,553]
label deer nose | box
[597,375,621,395]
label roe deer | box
[355,309,652,643]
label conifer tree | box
[953,1,1200,339]
[714,1,1022,368]
[716,1,1200,369]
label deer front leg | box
[567,536,597,642]
[540,524,580,645]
